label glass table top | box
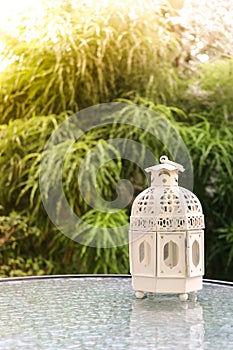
[0,276,232,349]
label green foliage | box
[0,210,129,277]
[176,116,233,280]
[0,113,66,211]
[1,99,232,279]
[207,225,233,280]
[1,0,233,280]
[0,211,49,277]
[0,111,132,276]
[182,58,233,120]
[0,0,185,123]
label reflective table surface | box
[0,276,232,349]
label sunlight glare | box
[0,0,45,72]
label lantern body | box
[129,156,205,300]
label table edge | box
[0,274,232,287]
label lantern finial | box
[160,155,185,173]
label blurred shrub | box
[1,0,233,280]
[0,210,129,277]
[0,111,130,275]
[181,58,233,120]
[0,211,50,277]
[0,0,185,123]
[1,100,233,280]
[177,116,233,280]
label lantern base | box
[132,275,202,297]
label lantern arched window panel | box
[164,240,179,268]
[157,233,186,278]
[192,240,200,267]
[139,240,151,267]
[139,241,145,263]
[187,231,204,277]
[130,233,156,277]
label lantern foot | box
[179,293,188,302]
[190,291,198,302]
[147,292,154,299]
[135,291,145,299]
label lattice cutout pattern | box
[133,187,202,216]
[131,185,204,231]
[134,188,155,215]
[160,188,181,214]
[130,215,204,232]
[180,188,202,212]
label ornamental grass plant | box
[0,0,233,280]
[0,0,184,123]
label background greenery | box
[0,0,232,280]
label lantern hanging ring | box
[160,155,185,173]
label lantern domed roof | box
[130,186,204,231]
[132,186,203,216]
[130,156,204,232]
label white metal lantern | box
[129,155,205,301]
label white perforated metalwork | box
[132,155,203,230]
[180,188,202,213]
[131,187,204,231]
[129,156,205,297]
[160,188,181,214]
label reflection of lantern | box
[129,299,204,348]
[129,156,205,301]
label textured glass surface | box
[0,277,232,349]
